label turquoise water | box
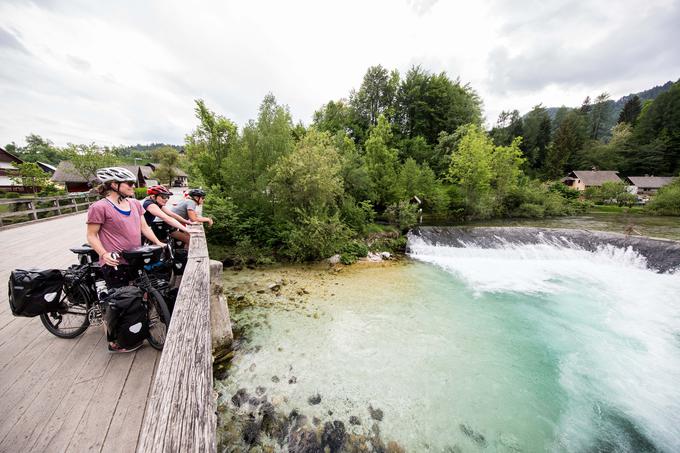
[217,240,680,452]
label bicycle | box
[39,244,172,350]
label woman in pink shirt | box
[86,167,164,352]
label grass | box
[588,205,645,214]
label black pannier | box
[8,269,64,317]
[103,286,148,349]
[172,249,188,275]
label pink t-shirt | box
[87,198,145,264]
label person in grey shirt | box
[171,188,213,245]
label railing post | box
[72,196,78,212]
[210,260,233,351]
[28,201,38,220]
[54,198,62,215]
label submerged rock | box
[289,376,297,384]
[368,405,384,421]
[459,423,487,447]
[231,388,248,407]
[271,375,280,383]
[308,393,322,405]
[322,420,346,453]
[329,254,341,265]
[349,415,361,425]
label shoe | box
[108,342,143,353]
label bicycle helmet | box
[188,188,206,198]
[96,167,137,183]
[147,185,172,196]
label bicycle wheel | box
[147,289,171,350]
[40,285,90,338]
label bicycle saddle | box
[121,245,164,266]
[70,244,99,260]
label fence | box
[0,193,99,227]
[137,224,232,453]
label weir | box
[410,226,680,273]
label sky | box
[1,0,679,147]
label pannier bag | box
[103,286,148,349]
[8,269,64,317]
[173,249,188,275]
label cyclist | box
[86,167,165,353]
[170,188,213,245]
[143,185,192,245]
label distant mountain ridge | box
[544,80,676,121]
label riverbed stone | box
[368,405,384,421]
[308,393,322,405]
[329,254,341,264]
[232,388,249,407]
[349,416,361,425]
[459,424,487,447]
[322,421,346,453]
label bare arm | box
[161,205,191,225]
[140,216,164,245]
[147,203,189,232]
[87,223,119,267]
[187,209,213,226]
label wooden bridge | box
[0,209,231,452]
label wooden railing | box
[0,193,99,227]
[137,224,232,453]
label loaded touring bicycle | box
[7,243,179,350]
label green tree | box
[350,65,399,128]
[396,66,482,145]
[589,92,612,140]
[185,99,239,189]
[150,146,180,185]
[364,115,400,208]
[545,111,584,179]
[10,162,52,194]
[521,104,551,170]
[490,110,523,147]
[448,124,494,217]
[15,134,66,165]
[65,143,118,182]
[491,136,525,202]
[270,129,343,215]
[617,95,642,125]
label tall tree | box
[150,146,180,185]
[589,92,612,140]
[10,162,51,194]
[447,124,494,216]
[65,143,117,183]
[364,115,400,208]
[185,99,239,189]
[545,111,583,178]
[350,65,399,127]
[522,105,551,170]
[617,95,642,125]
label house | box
[36,162,57,174]
[624,176,677,195]
[52,162,146,193]
[0,146,27,192]
[562,170,623,191]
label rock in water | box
[322,420,346,453]
[459,424,487,447]
[329,254,341,264]
[368,405,384,421]
[308,393,322,405]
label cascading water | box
[216,229,680,452]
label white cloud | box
[0,0,678,146]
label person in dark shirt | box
[143,185,192,245]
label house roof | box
[626,176,676,188]
[52,161,91,183]
[0,147,24,164]
[146,163,188,177]
[36,161,57,173]
[569,171,622,186]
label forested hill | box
[544,80,676,124]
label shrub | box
[340,253,357,265]
[37,184,66,197]
[646,179,680,215]
[5,192,21,199]
[340,198,375,235]
[340,240,369,258]
[134,187,147,200]
[279,213,352,262]
[203,193,239,244]
[513,203,545,218]
[385,201,418,232]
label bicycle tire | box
[147,289,171,350]
[40,284,90,338]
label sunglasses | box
[158,194,170,199]
[121,181,136,187]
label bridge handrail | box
[0,193,99,225]
[137,224,231,453]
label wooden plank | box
[0,333,84,442]
[0,327,103,452]
[102,346,159,453]
[65,351,137,452]
[28,334,111,453]
[0,318,45,368]
[0,328,54,388]
[137,226,216,453]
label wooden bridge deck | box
[0,213,161,453]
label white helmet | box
[96,167,136,183]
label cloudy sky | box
[1,0,679,147]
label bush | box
[203,193,239,244]
[385,201,418,232]
[340,198,375,235]
[340,240,369,258]
[37,185,66,197]
[279,213,352,262]
[5,192,21,199]
[0,192,6,199]
[548,182,580,200]
[134,187,147,200]
[646,179,680,215]
[369,236,408,253]
[513,203,546,218]
[340,253,357,265]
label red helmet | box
[146,185,172,196]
